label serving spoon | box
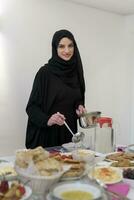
[64,121,85,143]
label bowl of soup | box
[51,182,101,200]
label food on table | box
[15,146,63,176]
[49,152,73,161]
[34,158,62,176]
[123,168,134,179]
[0,180,26,200]
[90,167,122,183]
[15,146,49,168]
[72,149,95,162]
[15,147,88,179]
[0,180,9,193]
[106,152,134,168]
[61,190,93,200]
[73,149,94,156]
[111,159,134,167]
[50,152,86,178]
[0,166,17,177]
[106,152,134,161]
[62,162,85,178]
[52,182,101,200]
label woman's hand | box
[47,112,65,126]
[76,105,87,116]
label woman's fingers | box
[47,112,65,126]
[76,105,87,116]
[53,115,64,125]
[56,112,66,120]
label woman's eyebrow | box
[58,44,65,47]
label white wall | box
[0,0,133,155]
[124,15,134,142]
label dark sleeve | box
[75,93,85,109]
[26,67,49,128]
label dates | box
[0,180,26,199]
[123,168,134,179]
[0,180,9,193]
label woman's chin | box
[61,56,72,61]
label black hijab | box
[47,29,85,102]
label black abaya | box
[25,66,83,148]
[26,30,85,148]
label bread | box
[15,146,63,176]
[62,167,84,178]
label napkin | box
[107,183,130,200]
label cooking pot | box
[79,111,101,128]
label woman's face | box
[57,37,74,61]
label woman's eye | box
[69,43,74,48]
[58,44,64,48]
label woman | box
[25,29,86,148]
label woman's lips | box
[63,54,71,58]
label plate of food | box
[61,163,89,181]
[88,166,123,184]
[0,162,17,180]
[60,155,89,181]
[50,182,102,200]
[110,160,134,168]
[105,151,134,169]
[50,151,90,181]
[0,180,32,200]
[105,151,134,162]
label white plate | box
[51,182,101,200]
[62,142,81,151]
[21,185,32,200]
[2,182,32,200]
[128,146,134,152]
[88,166,123,184]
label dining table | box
[0,145,134,200]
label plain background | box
[0,0,134,155]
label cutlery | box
[64,121,85,143]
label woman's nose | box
[64,47,70,53]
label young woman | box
[25,29,86,148]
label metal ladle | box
[64,121,85,143]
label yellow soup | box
[61,190,93,200]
